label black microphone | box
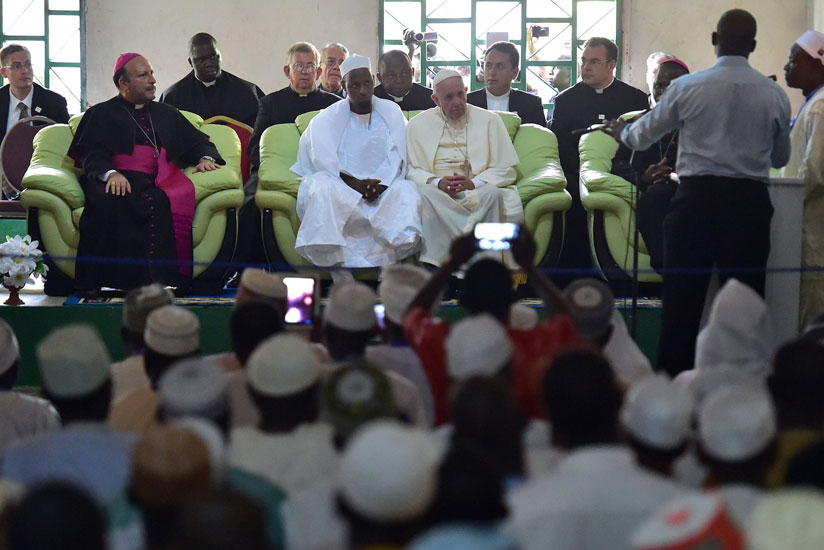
[571,123,609,136]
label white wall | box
[84,0,379,105]
[622,0,812,114]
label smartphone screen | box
[283,276,316,325]
[374,304,386,330]
[474,222,519,251]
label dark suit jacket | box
[466,88,546,127]
[0,83,70,143]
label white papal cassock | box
[292,97,422,267]
[406,104,523,266]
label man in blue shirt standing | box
[606,9,791,376]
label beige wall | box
[621,0,812,114]
[84,0,379,105]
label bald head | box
[713,9,757,58]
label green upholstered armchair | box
[21,110,245,295]
[578,127,662,285]
[256,109,571,269]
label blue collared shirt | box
[621,56,791,182]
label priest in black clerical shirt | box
[373,50,435,111]
[160,33,264,128]
[549,37,648,277]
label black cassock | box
[160,70,264,128]
[69,95,223,291]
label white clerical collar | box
[389,92,406,102]
[194,72,220,87]
[594,77,615,94]
[485,88,511,101]
[9,87,33,111]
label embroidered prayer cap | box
[0,319,20,376]
[131,425,211,508]
[432,69,463,90]
[747,489,824,550]
[631,493,744,550]
[172,417,226,482]
[114,52,142,75]
[144,305,200,356]
[698,386,776,462]
[340,54,372,78]
[563,278,614,339]
[509,303,538,330]
[797,30,824,65]
[247,333,321,397]
[323,360,396,441]
[36,324,111,398]
[378,264,431,325]
[446,314,513,381]
[338,420,440,522]
[620,374,694,450]
[122,284,175,333]
[325,282,377,332]
[239,268,287,300]
[159,356,229,421]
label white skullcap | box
[698,386,776,462]
[747,489,824,550]
[239,269,287,299]
[340,54,372,78]
[446,314,513,380]
[247,333,321,397]
[144,305,200,356]
[797,30,824,64]
[432,68,462,89]
[325,282,377,332]
[37,324,111,398]
[378,264,430,325]
[338,420,440,522]
[159,357,229,420]
[631,493,743,550]
[564,278,614,339]
[172,417,226,482]
[0,319,20,375]
[122,284,175,332]
[509,303,539,330]
[620,374,694,450]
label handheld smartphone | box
[374,304,386,330]
[474,222,519,251]
[282,276,317,325]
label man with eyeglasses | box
[319,42,348,98]
[160,33,264,128]
[467,41,547,127]
[374,50,435,111]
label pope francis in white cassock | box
[292,54,422,268]
[406,69,522,266]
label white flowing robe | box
[781,86,824,328]
[406,104,522,265]
[292,97,422,267]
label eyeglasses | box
[291,63,317,73]
[324,58,344,67]
[3,62,32,71]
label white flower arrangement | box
[0,235,48,289]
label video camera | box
[403,28,439,44]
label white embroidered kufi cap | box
[747,489,824,550]
[431,68,462,89]
[338,420,440,522]
[446,314,513,380]
[620,374,694,450]
[698,386,776,462]
[159,357,229,420]
[564,278,614,339]
[37,324,111,398]
[340,54,371,78]
[144,305,200,356]
[122,284,175,332]
[0,319,19,375]
[509,303,538,330]
[239,269,287,299]
[797,30,824,64]
[247,333,321,397]
[378,264,431,325]
[325,282,377,332]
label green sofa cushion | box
[514,125,566,203]
[295,110,320,134]
[579,129,635,205]
[258,125,302,197]
[24,126,85,209]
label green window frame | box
[0,0,85,113]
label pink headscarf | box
[113,53,142,75]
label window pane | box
[424,22,471,62]
[424,65,471,89]
[576,1,617,41]
[48,0,80,9]
[48,15,80,63]
[477,2,522,42]
[2,40,45,88]
[3,0,44,35]
[426,0,469,18]
[526,65,568,106]
[526,23,572,62]
[527,0,572,18]
[384,2,422,44]
[49,66,80,115]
